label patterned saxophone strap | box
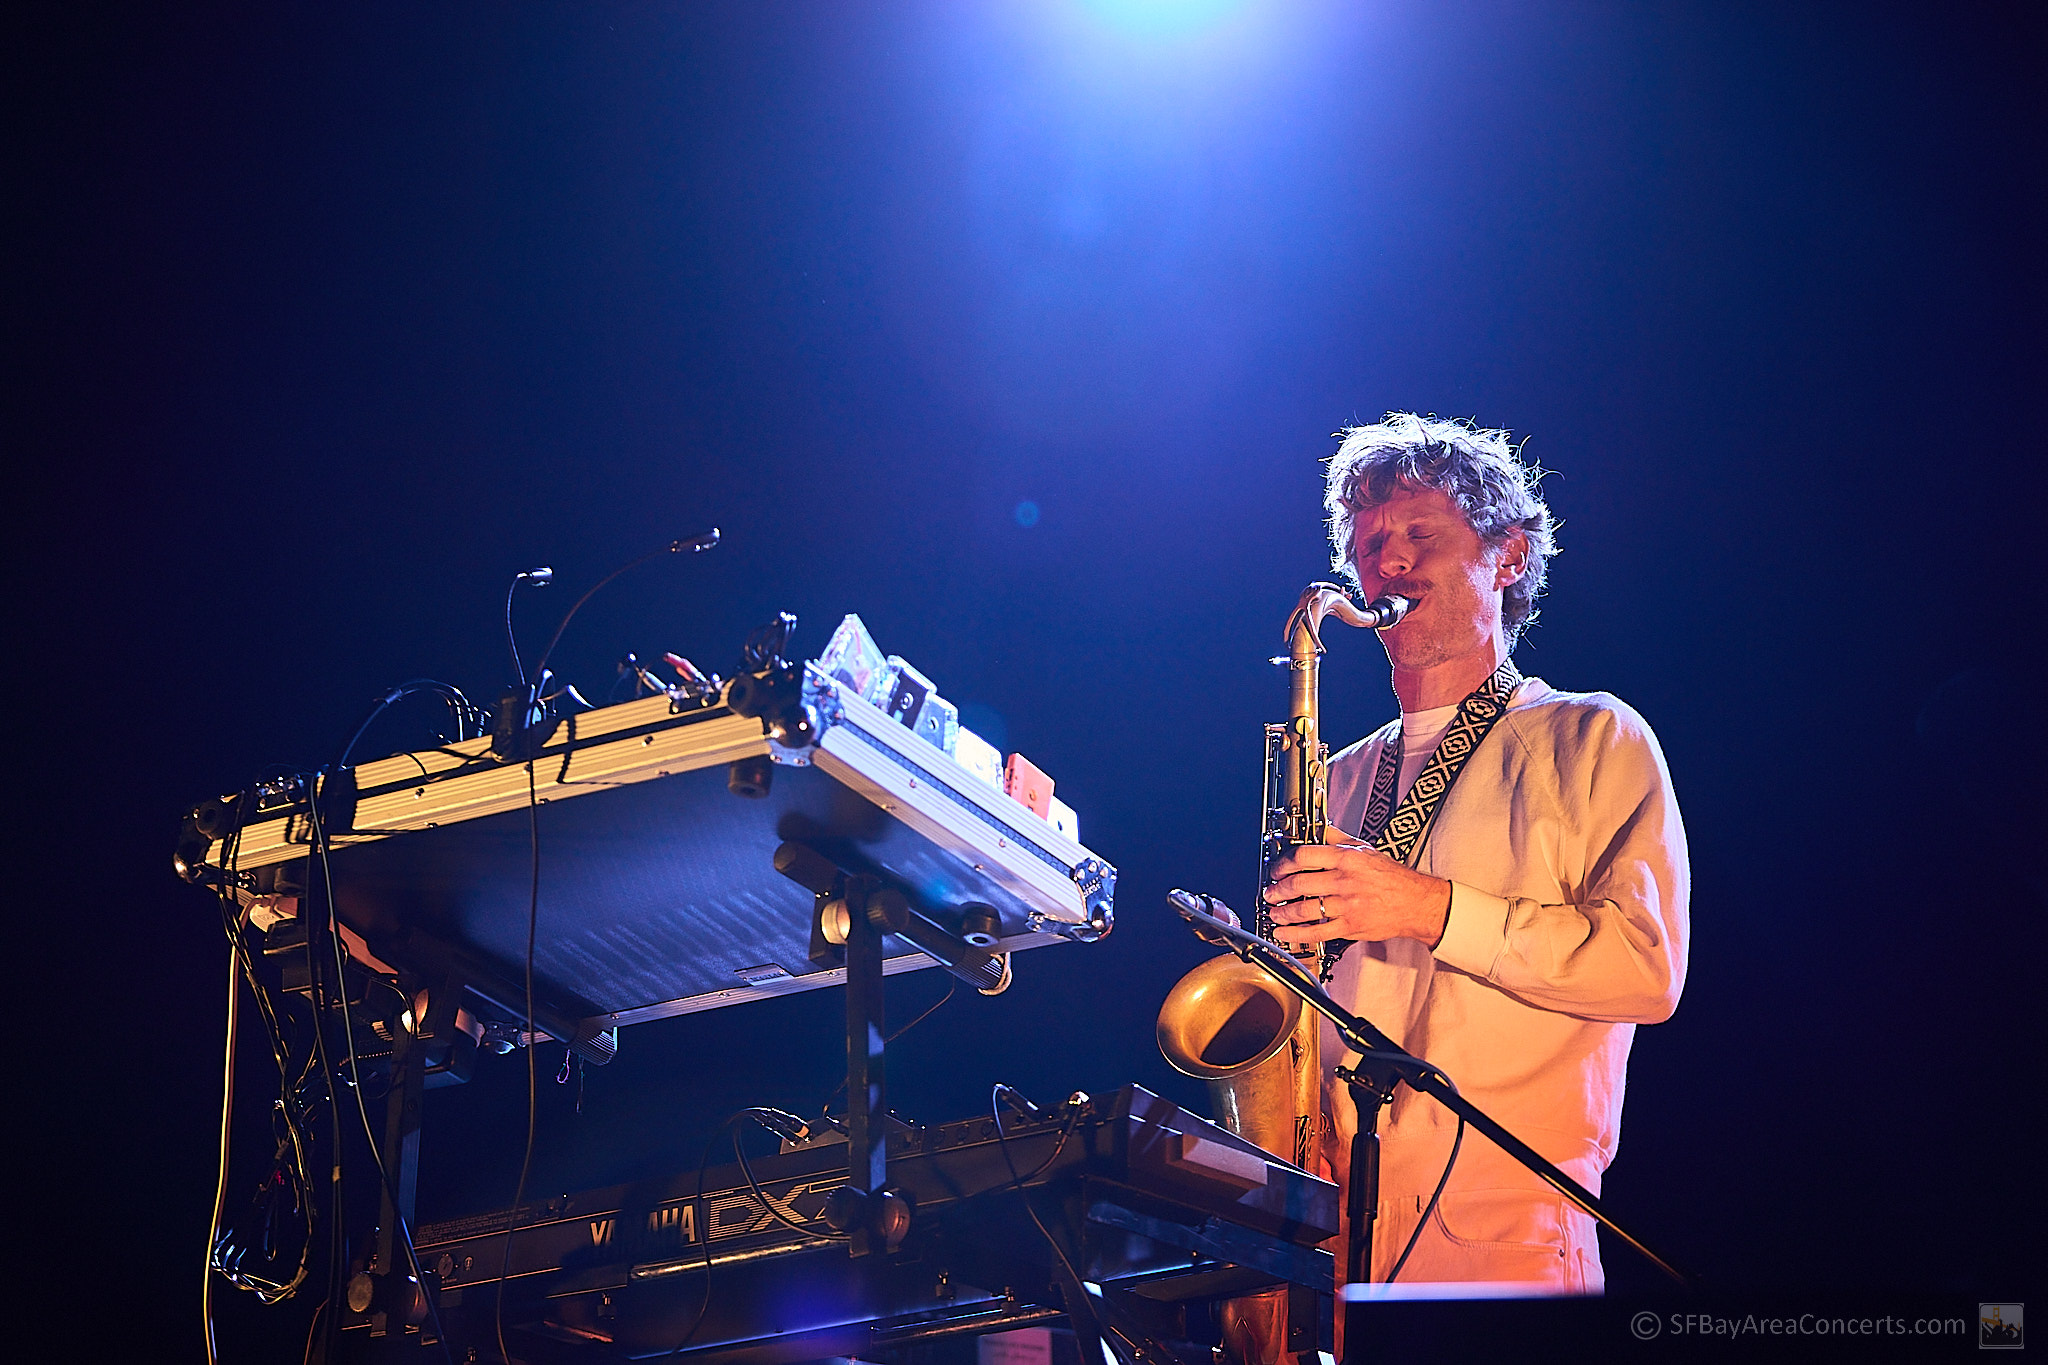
[1322,658,1523,977]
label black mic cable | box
[494,527,722,1357]
[527,531,720,685]
[505,566,554,687]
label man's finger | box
[1270,842,1346,876]
[1267,898,1337,926]
[1263,869,1343,907]
[1273,919,1345,947]
[1322,827,1370,850]
[1286,840,1388,872]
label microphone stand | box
[1166,892,1687,1316]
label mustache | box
[1376,580,1428,600]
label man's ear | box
[1493,529,1530,588]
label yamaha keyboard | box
[386,1086,1337,1362]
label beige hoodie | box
[1321,677,1690,1290]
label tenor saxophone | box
[1155,583,1410,1361]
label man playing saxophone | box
[1262,412,1690,1294]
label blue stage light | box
[1074,0,1249,39]
[1014,500,1042,527]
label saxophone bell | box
[1155,581,1383,1154]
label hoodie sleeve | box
[1431,699,1690,1023]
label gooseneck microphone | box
[493,531,721,759]
[527,531,721,683]
[505,567,554,687]
[666,529,722,555]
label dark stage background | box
[13,2,2043,1358]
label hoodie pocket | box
[1433,1189,1568,1256]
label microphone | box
[1170,889,1331,1008]
[506,567,555,687]
[494,531,722,759]
[1167,889,1246,948]
[529,530,723,682]
[1358,594,1413,629]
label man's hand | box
[1263,829,1453,950]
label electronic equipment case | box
[201,664,1115,1054]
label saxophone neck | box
[1283,582,1372,742]
[1285,583,1355,665]
[1286,582,1411,661]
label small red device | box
[1003,753,1054,820]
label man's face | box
[1350,483,1524,672]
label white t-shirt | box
[1395,701,1462,805]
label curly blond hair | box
[1325,413,1558,644]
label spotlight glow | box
[1074,0,1249,39]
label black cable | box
[209,753,477,1355]
[203,768,334,1362]
[301,1300,326,1365]
[210,809,316,1306]
[1215,909,1475,1289]
[990,1087,1084,1187]
[205,938,234,1365]
[218,760,465,1354]
[1337,1049,1465,1286]
[991,1092,1169,1365]
[990,1091,1089,1286]
[729,1116,849,1242]
[338,680,481,769]
[494,759,543,1365]
[299,796,348,1365]
[304,790,349,1365]
[886,977,957,1045]
[528,533,718,687]
[1386,1115,1465,1284]
[206,799,267,1361]
[663,1101,871,1361]
[212,794,322,1300]
[664,1113,753,1359]
[507,580,530,688]
[819,976,957,1114]
[306,783,454,1361]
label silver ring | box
[1314,895,1331,925]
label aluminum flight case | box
[201,663,1115,1058]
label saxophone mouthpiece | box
[1362,594,1413,629]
